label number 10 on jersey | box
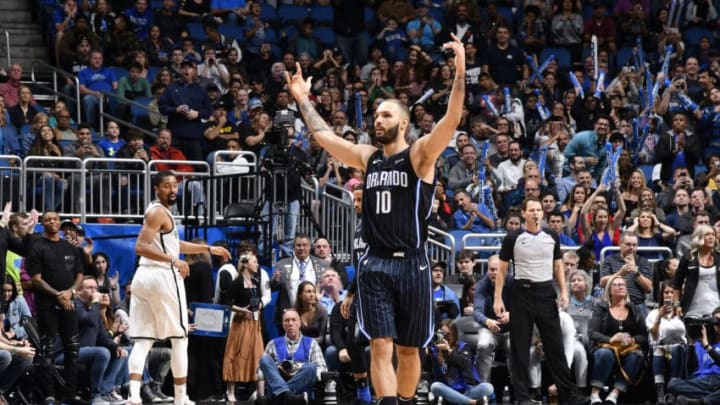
[376,190,391,214]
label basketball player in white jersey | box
[126,171,231,405]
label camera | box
[685,316,720,339]
[431,330,446,345]
[248,297,260,312]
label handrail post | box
[3,30,9,68]
[74,74,81,123]
[99,93,104,135]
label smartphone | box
[663,299,673,307]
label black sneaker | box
[151,383,173,403]
[141,384,161,403]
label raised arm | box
[411,33,466,183]
[285,63,376,170]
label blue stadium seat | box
[186,22,206,42]
[540,47,571,69]
[146,66,161,82]
[638,164,654,184]
[109,66,129,80]
[218,24,244,42]
[615,46,635,69]
[683,27,714,47]
[280,25,299,41]
[271,44,282,58]
[264,27,278,43]
[130,96,153,126]
[496,7,514,30]
[277,4,308,25]
[260,3,278,24]
[310,5,333,26]
[313,26,336,46]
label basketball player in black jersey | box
[287,33,466,405]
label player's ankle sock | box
[129,380,142,403]
[590,392,601,404]
[173,384,187,405]
[605,391,618,404]
[377,397,397,405]
[398,396,414,404]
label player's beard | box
[163,193,177,206]
[375,123,401,144]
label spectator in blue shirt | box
[78,50,118,130]
[547,210,576,246]
[432,262,460,324]
[242,1,266,57]
[125,0,154,41]
[406,1,442,53]
[453,190,495,234]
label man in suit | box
[270,233,324,331]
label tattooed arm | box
[286,63,377,171]
[411,33,466,183]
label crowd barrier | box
[7,154,675,281]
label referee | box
[493,198,589,404]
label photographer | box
[258,308,327,405]
[667,306,720,405]
[259,116,311,257]
[426,319,494,405]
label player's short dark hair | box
[153,170,176,187]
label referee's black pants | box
[509,280,579,402]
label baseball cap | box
[180,59,196,68]
[415,0,428,7]
[431,261,447,271]
[213,99,229,110]
[249,98,263,110]
[60,220,84,235]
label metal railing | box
[0,27,9,67]
[80,158,148,223]
[30,61,80,123]
[100,91,161,140]
[319,183,355,263]
[147,160,212,221]
[599,246,673,263]
[427,226,456,274]
[21,156,82,214]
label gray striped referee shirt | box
[499,228,561,282]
